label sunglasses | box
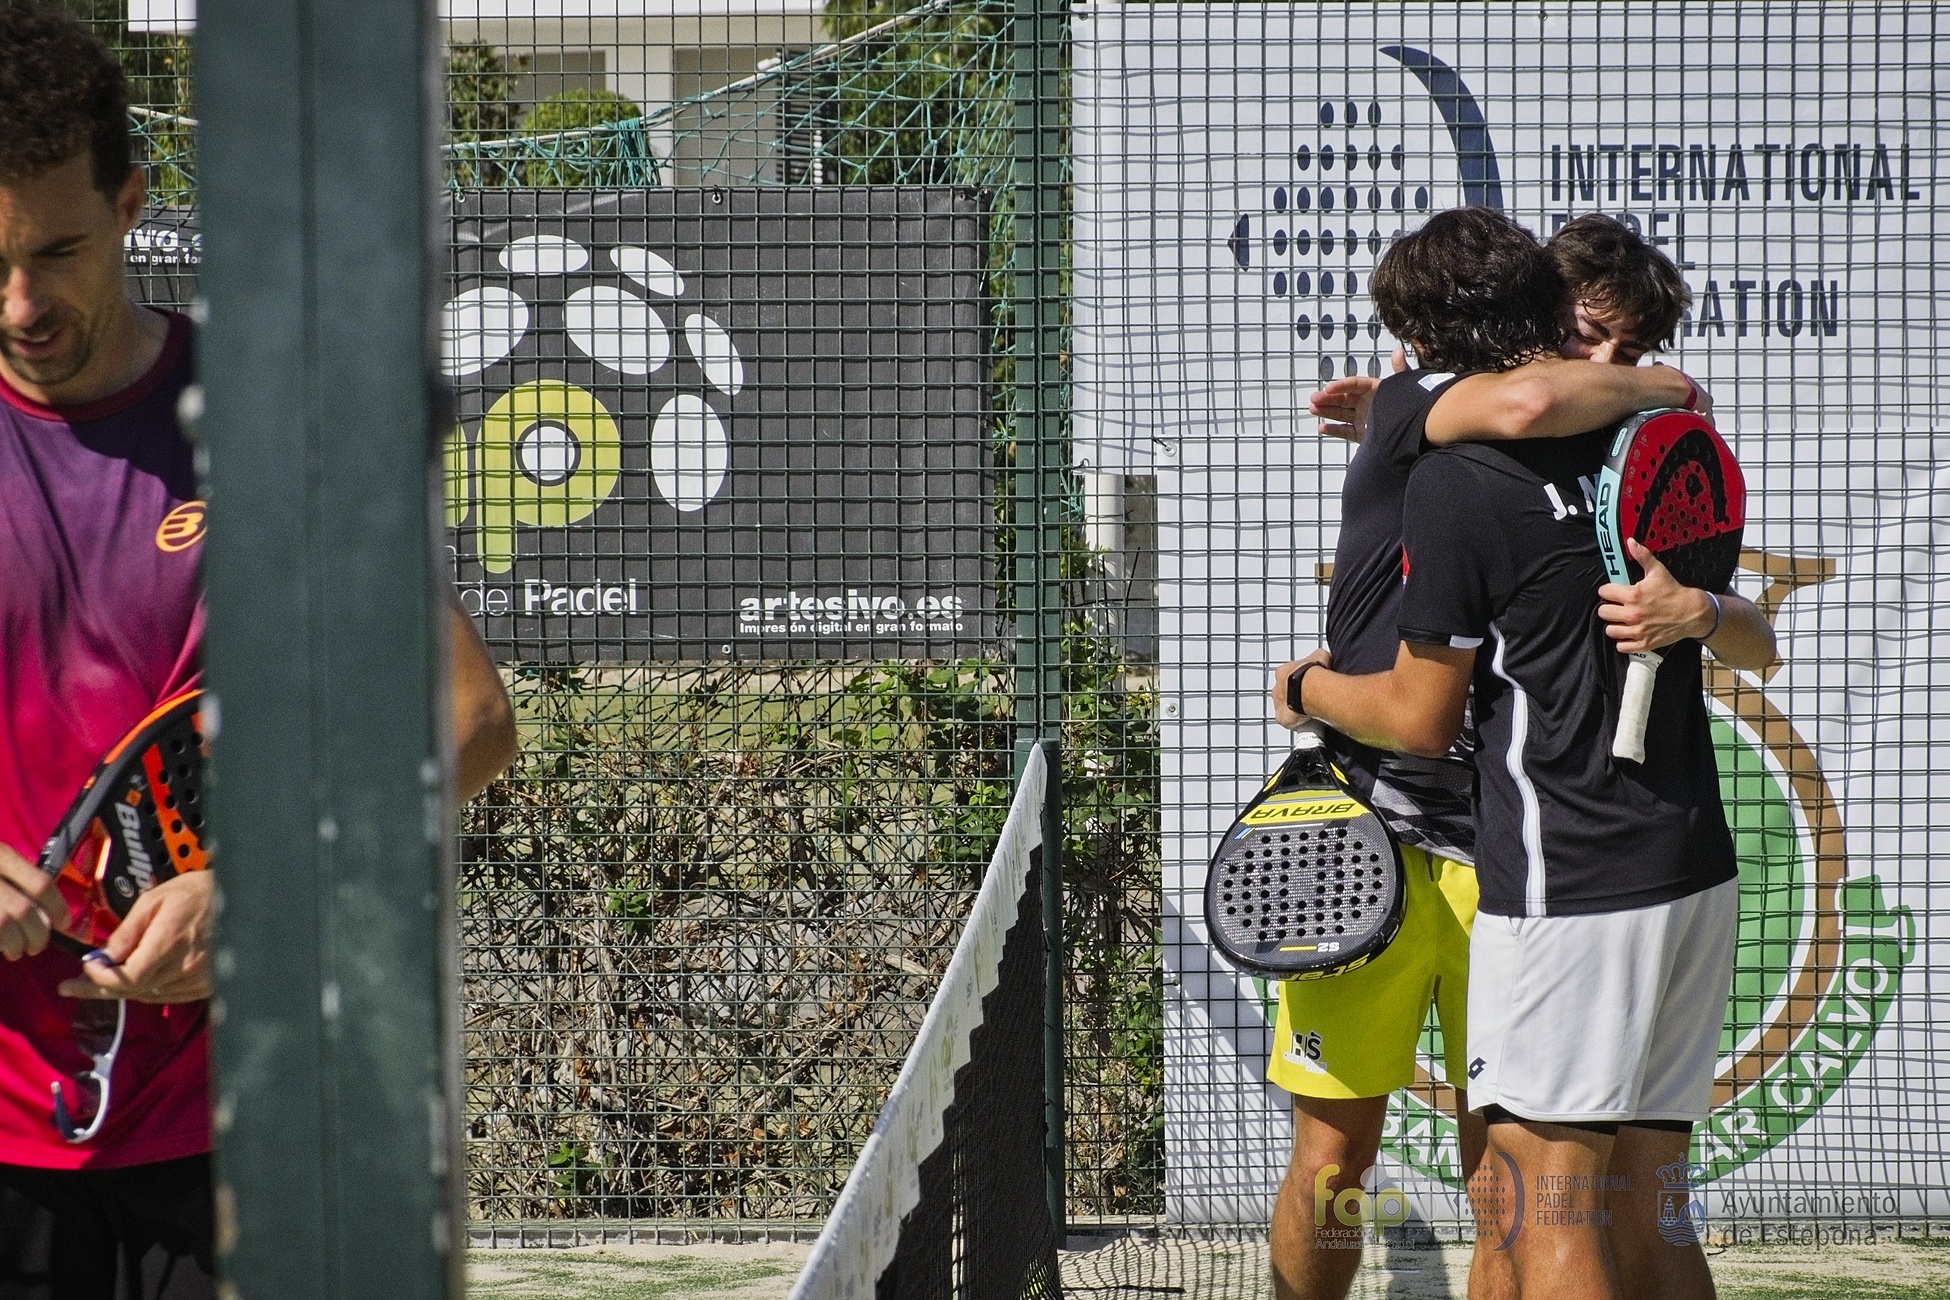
[51,972,128,1145]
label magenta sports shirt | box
[0,311,208,1168]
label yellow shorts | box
[1267,845,1478,1099]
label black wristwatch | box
[1286,662,1319,715]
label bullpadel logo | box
[1261,554,1916,1189]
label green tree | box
[448,42,517,144]
[516,88,647,187]
[519,88,643,135]
[819,0,1011,188]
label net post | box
[197,0,460,1296]
[1013,0,1069,1246]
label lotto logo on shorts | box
[1243,795,1363,826]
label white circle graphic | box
[649,395,729,513]
[440,287,529,378]
[683,314,745,397]
[612,247,685,297]
[499,235,590,276]
[517,422,580,486]
[565,286,671,376]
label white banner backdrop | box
[1074,2,1943,1227]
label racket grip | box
[1613,650,1664,764]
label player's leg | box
[1608,877,1738,1300]
[0,1162,118,1300]
[1485,1116,1621,1300]
[1607,1124,1713,1300]
[1271,1094,1388,1300]
[1458,1103,1518,1300]
[1422,854,1516,1300]
[1465,898,1685,1300]
[1267,845,1447,1300]
[101,1154,218,1300]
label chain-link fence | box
[92,0,1158,1228]
[91,0,1942,1241]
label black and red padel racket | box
[1593,410,1746,764]
[36,690,211,957]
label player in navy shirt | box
[1257,210,1734,1300]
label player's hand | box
[1271,650,1332,729]
[0,842,69,961]
[58,870,214,1004]
[1597,539,1719,654]
[1310,376,1380,442]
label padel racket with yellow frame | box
[37,689,211,958]
[1204,722,1405,981]
[1594,410,1745,764]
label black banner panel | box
[446,188,994,661]
[132,191,994,661]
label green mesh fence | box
[99,0,1156,1228]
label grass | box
[469,1246,804,1300]
[469,1237,1950,1300]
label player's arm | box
[1598,538,1778,671]
[1424,356,1703,445]
[0,843,66,961]
[1272,643,1473,758]
[450,594,517,800]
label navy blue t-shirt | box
[1322,368,1476,863]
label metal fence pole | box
[197,0,460,1295]
[1013,0,1069,1245]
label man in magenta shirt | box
[0,10,516,1295]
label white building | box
[129,0,831,184]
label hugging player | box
[1274,209,1774,1300]
[1262,210,1774,1300]
[1265,208,1724,1300]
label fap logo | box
[440,189,995,662]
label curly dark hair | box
[1547,214,1691,351]
[1369,207,1564,373]
[0,4,130,196]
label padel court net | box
[789,746,1059,1300]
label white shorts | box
[1464,878,1737,1125]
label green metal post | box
[197,0,460,1296]
[1013,0,1068,1246]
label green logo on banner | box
[1260,643,1915,1190]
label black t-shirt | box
[1397,433,1737,917]
[1322,368,1476,863]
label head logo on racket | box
[1594,409,1746,764]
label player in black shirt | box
[1287,215,1775,1300]
[1260,210,1741,1300]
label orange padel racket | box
[36,690,210,958]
